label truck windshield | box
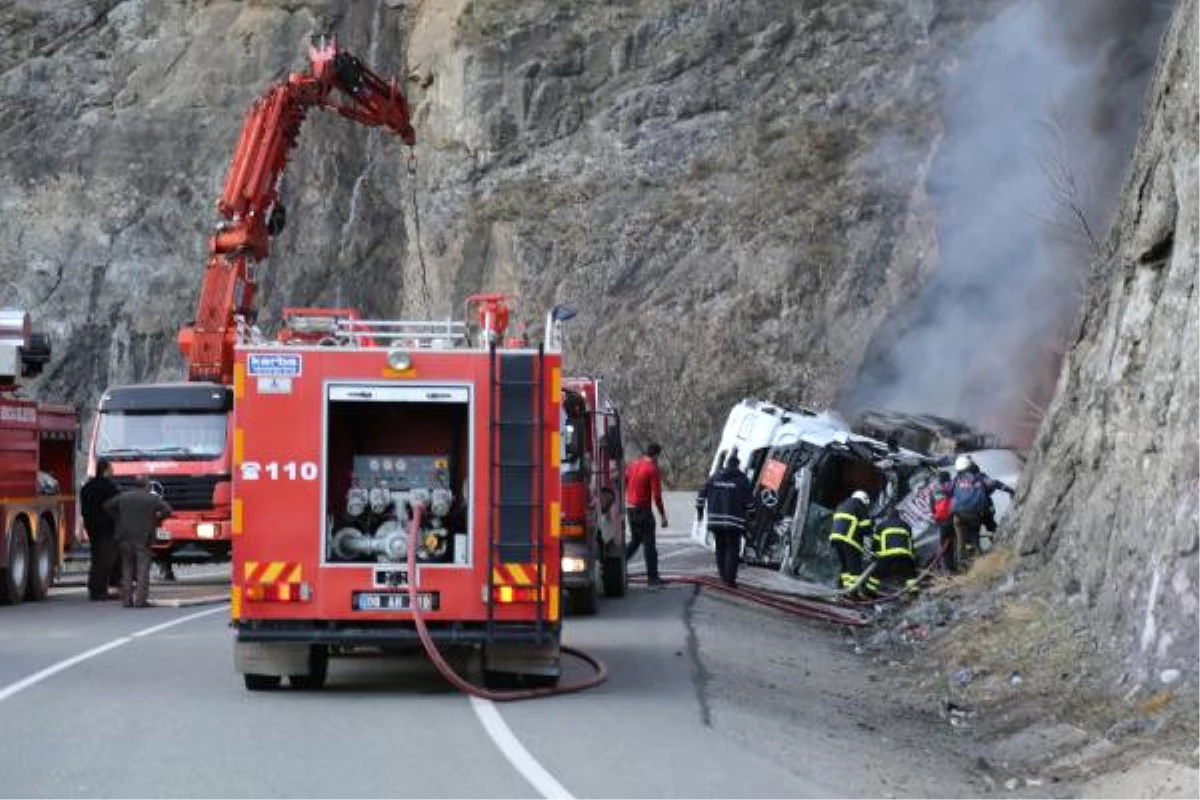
[95,411,228,461]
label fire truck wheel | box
[288,645,329,691]
[601,552,627,598]
[482,669,559,690]
[243,673,282,691]
[25,517,56,602]
[567,582,598,616]
[1,518,31,606]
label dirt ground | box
[657,490,1198,799]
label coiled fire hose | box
[405,505,608,701]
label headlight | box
[196,522,218,539]
[561,556,587,574]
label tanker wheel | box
[289,645,329,691]
[243,673,282,691]
[601,549,627,598]
[1,518,31,606]
[25,517,56,602]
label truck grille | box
[113,474,227,511]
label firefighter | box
[949,454,1013,569]
[695,450,755,588]
[104,476,173,608]
[80,459,120,601]
[929,470,956,572]
[625,442,668,590]
[829,490,872,594]
[866,507,918,597]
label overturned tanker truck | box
[692,399,1023,585]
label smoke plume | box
[844,0,1171,447]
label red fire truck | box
[231,297,568,691]
[86,37,415,571]
[1,310,79,605]
[560,375,627,614]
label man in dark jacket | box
[948,454,1013,569]
[695,450,755,587]
[829,490,873,593]
[80,459,120,601]
[103,476,172,608]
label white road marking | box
[470,696,574,800]
[0,605,229,704]
[130,605,228,638]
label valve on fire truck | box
[330,470,456,564]
[465,293,512,345]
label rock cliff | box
[3,0,994,478]
[1006,0,1198,705]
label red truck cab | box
[87,383,234,564]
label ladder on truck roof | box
[485,344,550,643]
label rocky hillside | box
[1006,0,1198,712]
[1,0,997,478]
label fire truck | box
[559,375,627,614]
[231,297,567,691]
[86,37,415,569]
[1,310,79,605]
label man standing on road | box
[80,459,120,601]
[695,450,755,588]
[625,442,668,590]
[104,475,172,608]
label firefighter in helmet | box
[829,490,872,594]
[866,506,918,597]
[949,454,1013,569]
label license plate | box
[352,592,439,612]
[155,529,171,541]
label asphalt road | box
[0,494,983,799]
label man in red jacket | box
[625,442,668,590]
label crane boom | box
[178,36,416,383]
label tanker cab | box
[321,383,472,615]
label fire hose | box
[839,537,953,606]
[404,504,608,701]
[631,573,872,627]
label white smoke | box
[844,0,1171,444]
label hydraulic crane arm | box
[178,36,416,384]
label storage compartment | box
[323,385,471,566]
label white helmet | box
[954,454,974,472]
[851,490,870,504]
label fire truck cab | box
[559,375,627,614]
[88,383,234,562]
[231,299,566,691]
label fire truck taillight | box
[493,585,542,604]
[244,583,312,602]
[559,522,585,538]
